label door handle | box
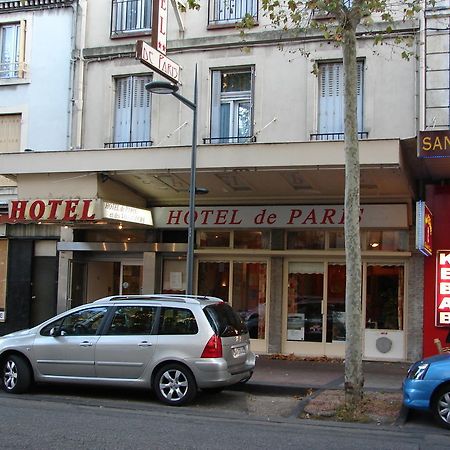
[138,341,153,347]
[79,341,93,347]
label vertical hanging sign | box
[152,0,168,54]
[436,251,450,326]
[416,201,433,256]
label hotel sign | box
[136,40,180,84]
[152,0,168,54]
[436,251,450,326]
[6,199,153,226]
[416,201,432,256]
[152,204,408,229]
[418,130,450,158]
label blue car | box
[403,354,450,429]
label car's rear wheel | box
[432,385,450,429]
[1,355,32,394]
[153,363,197,406]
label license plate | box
[232,346,246,358]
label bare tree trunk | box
[342,23,364,405]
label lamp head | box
[145,81,179,95]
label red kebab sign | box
[436,251,450,326]
[135,0,180,83]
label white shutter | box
[114,77,132,143]
[131,75,151,142]
[211,70,222,140]
[319,61,363,135]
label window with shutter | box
[111,75,152,148]
[317,61,364,140]
[0,114,21,153]
[210,67,254,144]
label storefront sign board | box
[418,130,450,158]
[436,250,450,326]
[7,199,153,226]
[152,204,408,229]
[416,201,433,256]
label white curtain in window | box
[0,24,20,78]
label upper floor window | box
[209,67,254,144]
[0,22,25,79]
[0,114,21,153]
[312,61,365,141]
[111,0,151,37]
[208,0,258,26]
[106,75,152,149]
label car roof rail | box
[94,294,224,304]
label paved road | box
[1,386,449,450]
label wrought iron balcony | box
[310,132,369,141]
[104,140,153,149]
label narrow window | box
[210,67,254,144]
[110,75,152,148]
[316,61,364,140]
[0,22,24,79]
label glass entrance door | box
[120,264,143,295]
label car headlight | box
[408,362,430,380]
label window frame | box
[110,0,152,38]
[0,21,26,80]
[208,0,259,27]
[209,66,255,144]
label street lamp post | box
[145,67,198,295]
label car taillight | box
[201,334,223,358]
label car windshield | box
[203,303,248,337]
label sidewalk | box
[244,355,411,394]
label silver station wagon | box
[0,295,256,406]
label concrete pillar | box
[268,256,283,354]
[142,252,156,294]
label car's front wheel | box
[1,355,32,394]
[153,363,197,406]
[432,385,450,429]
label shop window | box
[162,259,186,294]
[111,0,151,36]
[326,264,346,343]
[198,261,230,301]
[328,230,345,249]
[0,21,26,79]
[232,262,266,339]
[209,67,254,144]
[208,0,258,26]
[366,230,409,251]
[366,265,404,330]
[286,230,325,249]
[199,231,230,248]
[287,262,324,342]
[234,230,270,249]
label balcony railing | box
[0,61,26,79]
[208,0,258,26]
[310,132,369,141]
[104,140,153,149]
[203,135,257,144]
[111,0,151,36]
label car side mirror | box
[49,327,66,337]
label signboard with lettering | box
[152,0,168,54]
[136,40,180,83]
[6,199,153,226]
[416,201,433,256]
[152,204,408,229]
[418,130,450,158]
[436,251,450,326]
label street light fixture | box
[145,67,198,295]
